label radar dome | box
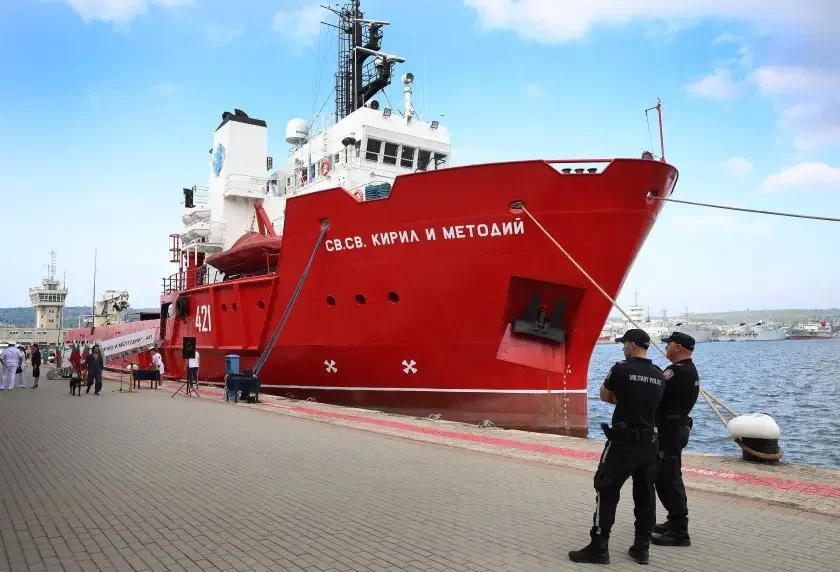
[285,118,309,145]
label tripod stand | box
[171,362,200,398]
[113,361,136,393]
[170,377,200,398]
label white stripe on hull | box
[194,383,587,394]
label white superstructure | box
[173,4,452,285]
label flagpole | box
[90,249,97,335]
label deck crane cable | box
[254,220,331,377]
[519,206,741,432]
[650,196,840,223]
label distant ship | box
[787,321,833,340]
[714,320,787,342]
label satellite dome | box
[285,118,309,145]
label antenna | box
[644,98,665,162]
[49,250,57,281]
[331,0,404,121]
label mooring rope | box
[651,196,840,223]
[519,206,737,430]
[734,438,784,461]
[254,221,330,376]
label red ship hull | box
[66,159,677,436]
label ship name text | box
[324,218,525,252]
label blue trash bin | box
[225,354,240,375]
[224,354,240,401]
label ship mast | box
[327,0,404,121]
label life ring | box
[353,190,363,201]
[320,159,330,177]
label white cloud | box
[672,212,770,237]
[711,32,741,45]
[273,5,322,43]
[779,103,840,152]
[684,68,740,100]
[724,157,754,178]
[63,0,193,25]
[523,82,545,98]
[760,162,840,193]
[751,66,840,96]
[750,67,840,152]
[205,24,245,46]
[462,1,839,43]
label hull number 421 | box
[195,304,212,332]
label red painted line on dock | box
[165,382,840,499]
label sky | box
[1,0,839,316]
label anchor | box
[511,291,566,344]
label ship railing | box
[162,273,184,295]
[192,185,209,205]
[162,265,226,294]
[180,222,225,250]
[223,173,272,199]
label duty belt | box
[601,422,658,444]
[658,415,693,431]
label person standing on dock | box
[0,343,22,390]
[85,344,104,395]
[187,349,199,387]
[30,344,41,389]
[651,331,700,547]
[152,348,164,385]
[14,345,28,389]
[569,328,664,566]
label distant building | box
[0,251,68,350]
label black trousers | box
[187,367,198,384]
[86,370,103,394]
[655,430,690,532]
[592,436,660,538]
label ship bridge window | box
[383,142,398,165]
[433,153,448,169]
[400,146,415,168]
[365,138,382,162]
[417,149,431,171]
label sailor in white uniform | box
[152,350,165,382]
[14,346,27,388]
[1,343,21,390]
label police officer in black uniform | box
[569,329,664,565]
[651,331,700,547]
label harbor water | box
[587,338,840,470]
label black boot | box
[651,529,691,546]
[569,530,610,564]
[628,535,650,565]
[652,520,671,534]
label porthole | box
[355,294,366,305]
[388,292,399,303]
[257,300,265,310]
[326,296,336,307]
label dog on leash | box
[69,368,84,396]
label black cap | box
[661,331,695,351]
[615,328,650,347]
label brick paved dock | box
[1,378,838,572]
